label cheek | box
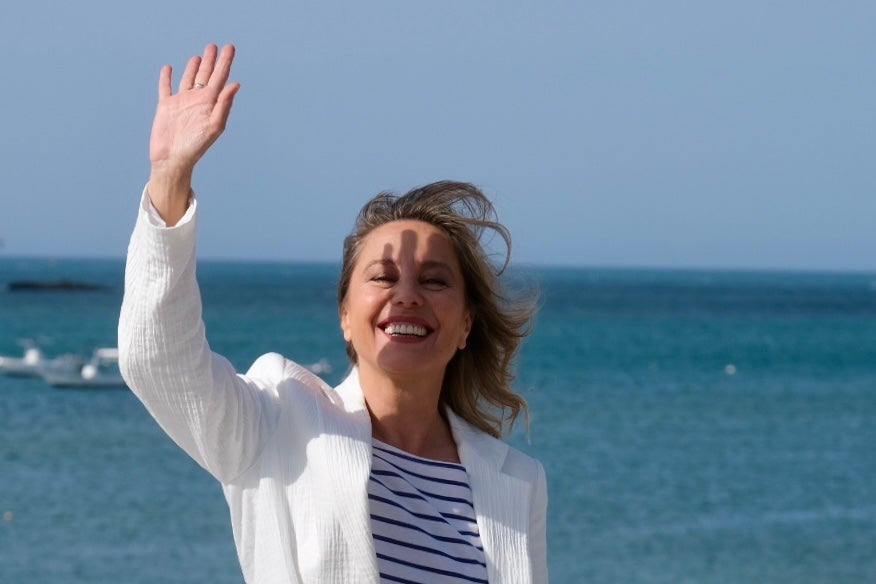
[443,296,471,329]
[341,287,382,336]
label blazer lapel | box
[323,367,379,582]
[449,412,534,583]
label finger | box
[180,55,201,91]
[211,82,241,131]
[208,44,236,89]
[158,65,172,99]
[194,43,218,88]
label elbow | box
[117,335,143,390]
[117,317,154,391]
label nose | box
[391,276,423,307]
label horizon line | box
[1,252,874,277]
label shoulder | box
[246,352,304,382]
[501,441,547,494]
[501,442,548,517]
[503,442,545,477]
[245,352,338,404]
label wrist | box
[147,165,194,227]
[149,160,194,184]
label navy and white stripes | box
[369,439,488,583]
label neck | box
[357,364,459,462]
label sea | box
[1,257,875,583]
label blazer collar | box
[333,366,514,477]
[447,408,509,473]
[334,368,510,468]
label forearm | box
[119,190,211,457]
[118,190,275,481]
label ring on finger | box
[194,82,206,89]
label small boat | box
[42,348,126,389]
[305,358,332,376]
[0,343,87,380]
[0,343,50,377]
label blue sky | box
[1,1,873,271]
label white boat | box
[305,358,332,376]
[42,348,126,389]
[0,343,50,377]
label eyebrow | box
[362,259,395,271]
[363,258,454,272]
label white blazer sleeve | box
[118,189,279,483]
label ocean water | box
[1,257,875,583]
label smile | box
[382,323,429,337]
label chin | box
[374,355,447,382]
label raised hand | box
[147,43,240,225]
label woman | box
[119,43,548,584]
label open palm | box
[149,44,240,171]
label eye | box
[422,277,449,289]
[370,273,396,284]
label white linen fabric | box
[118,189,549,583]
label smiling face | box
[340,219,473,384]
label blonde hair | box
[338,181,535,438]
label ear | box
[458,310,473,350]
[340,304,352,342]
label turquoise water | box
[1,257,875,583]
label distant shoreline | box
[7,279,109,292]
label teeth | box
[385,323,427,337]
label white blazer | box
[119,192,548,583]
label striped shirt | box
[368,439,489,584]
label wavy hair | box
[337,180,535,438]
